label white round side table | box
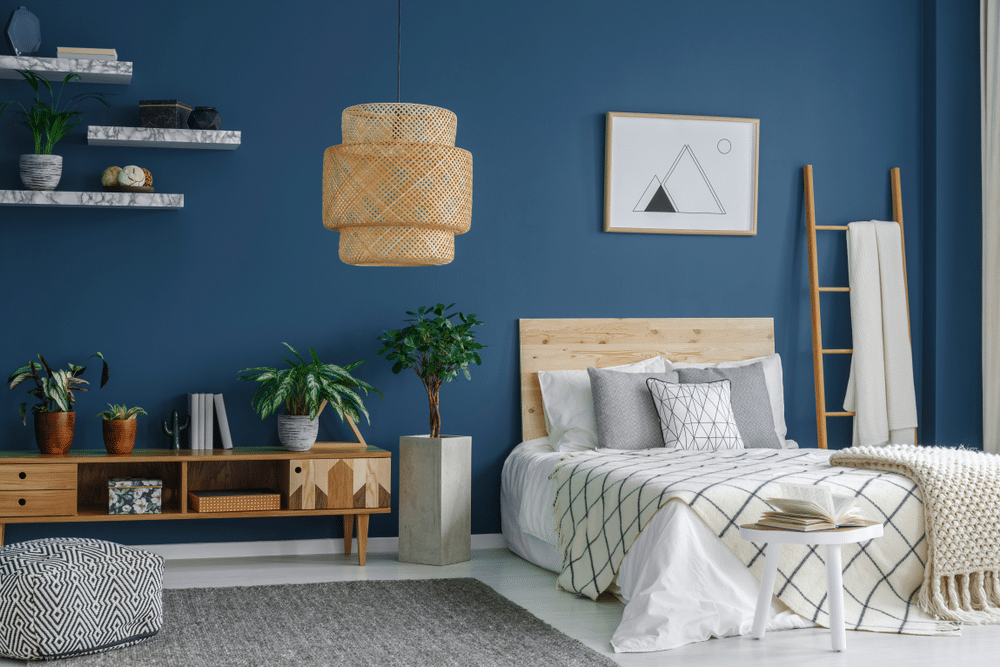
[739,522,883,651]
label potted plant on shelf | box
[238,343,381,452]
[96,404,147,456]
[376,303,484,566]
[7,352,110,455]
[2,70,110,190]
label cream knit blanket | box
[830,444,1000,624]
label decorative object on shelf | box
[188,488,281,513]
[96,403,147,455]
[187,106,221,130]
[117,164,144,186]
[322,1,473,267]
[100,165,121,186]
[377,303,484,438]
[604,112,759,236]
[19,153,60,190]
[3,70,110,190]
[162,409,190,450]
[4,7,40,57]
[56,47,117,62]
[6,352,109,455]
[141,167,152,186]
[108,477,162,514]
[238,343,381,452]
[139,99,190,129]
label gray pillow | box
[588,367,680,450]
[675,361,781,449]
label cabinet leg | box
[0,523,4,547]
[343,515,354,556]
[357,514,369,566]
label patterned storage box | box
[109,477,162,515]
[139,99,191,128]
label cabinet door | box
[286,458,390,510]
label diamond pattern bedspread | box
[552,448,960,635]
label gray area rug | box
[61,578,618,666]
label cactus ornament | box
[162,410,190,449]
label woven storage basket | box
[324,103,473,266]
[188,489,281,513]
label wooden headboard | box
[519,318,775,441]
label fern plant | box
[7,352,109,424]
[4,70,110,154]
[96,404,147,420]
[238,343,382,424]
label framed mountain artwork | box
[604,112,759,235]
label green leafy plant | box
[7,353,110,424]
[238,343,382,424]
[96,404,147,421]
[377,303,484,438]
[3,70,110,154]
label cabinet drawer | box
[285,459,390,510]
[0,490,76,517]
[0,464,76,491]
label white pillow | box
[646,378,745,451]
[538,356,666,452]
[664,353,791,448]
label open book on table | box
[756,483,876,532]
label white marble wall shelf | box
[0,190,183,209]
[87,126,241,150]
[0,56,132,84]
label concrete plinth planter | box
[398,435,472,566]
[277,414,319,451]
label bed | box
[500,317,957,652]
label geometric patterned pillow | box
[646,378,745,451]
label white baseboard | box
[139,533,507,561]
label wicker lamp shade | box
[323,103,473,266]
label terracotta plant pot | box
[33,411,75,455]
[103,419,137,455]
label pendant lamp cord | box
[397,0,401,103]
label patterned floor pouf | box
[0,537,163,660]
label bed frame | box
[519,318,775,441]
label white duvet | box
[500,438,813,652]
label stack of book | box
[187,393,233,450]
[756,483,876,531]
[56,47,118,61]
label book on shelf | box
[56,47,117,61]
[202,393,214,450]
[187,393,201,450]
[213,394,234,449]
[756,483,871,531]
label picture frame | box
[604,112,759,235]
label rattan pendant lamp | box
[322,2,473,266]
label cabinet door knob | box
[17,499,26,506]
[18,472,26,480]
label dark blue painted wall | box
[0,0,981,544]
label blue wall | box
[0,0,981,544]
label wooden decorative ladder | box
[803,165,914,449]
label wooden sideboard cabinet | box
[0,445,391,565]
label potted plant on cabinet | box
[238,343,381,452]
[2,70,110,190]
[376,303,484,565]
[96,404,147,455]
[7,352,110,455]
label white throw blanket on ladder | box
[843,220,918,446]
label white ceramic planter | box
[398,435,472,565]
[19,154,62,191]
[276,414,319,451]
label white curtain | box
[984,0,1000,453]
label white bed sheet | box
[500,439,814,652]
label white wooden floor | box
[3,546,999,665]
